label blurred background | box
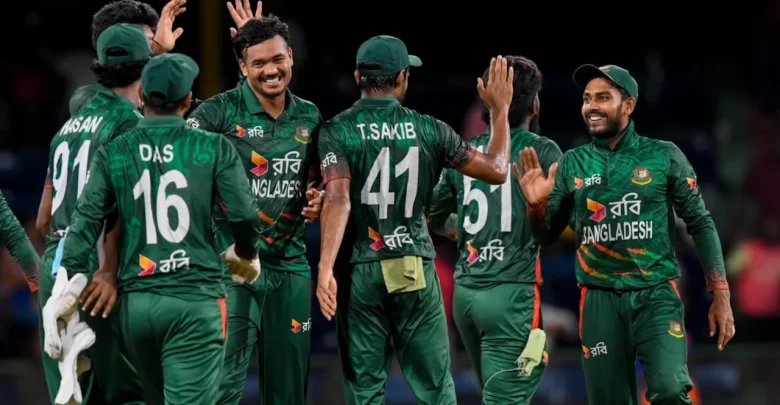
[1,0,780,404]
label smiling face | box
[581,77,635,139]
[239,35,294,99]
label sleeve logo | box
[686,177,697,190]
[186,118,199,128]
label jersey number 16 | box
[133,169,191,244]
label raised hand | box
[153,0,187,52]
[228,0,263,38]
[513,147,558,207]
[476,55,514,113]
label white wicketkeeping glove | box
[42,268,89,359]
[221,244,261,284]
[54,310,96,405]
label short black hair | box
[357,64,406,92]
[90,53,149,88]
[232,16,290,61]
[480,56,543,128]
[91,0,159,49]
[144,101,186,115]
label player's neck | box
[256,89,286,119]
[113,83,142,108]
[361,90,396,99]
[606,120,631,150]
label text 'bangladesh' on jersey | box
[319,97,476,264]
[59,116,262,300]
[188,83,321,275]
[47,85,142,255]
[534,121,727,291]
[430,129,562,287]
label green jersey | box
[318,97,476,264]
[430,129,562,287]
[0,190,40,286]
[60,116,262,300]
[48,86,142,250]
[188,83,321,276]
[69,84,103,116]
[533,121,728,291]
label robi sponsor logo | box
[582,193,654,245]
[291,318,312,333]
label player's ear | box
[238,56,249,78]
[287,46,294,68]
[138,86,145,104]
[395,70,406,88]
[532,94,540,116]
[353,70,360,86]
[623,97,636,115]
[183,92,193,107]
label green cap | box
[573,64,639,99]
[96,23,151,65]
[356,35,422,77]
[141,53,200,107]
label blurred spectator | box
[461,100,487,142]
[727,214,780,341]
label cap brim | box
[408,55,422,67]
[572,64,610,90]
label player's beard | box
[585,105,623,139]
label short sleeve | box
[434,119,476,169]
[318,124,351,183]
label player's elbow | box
[325,193,351,212]
[683,214,715,236]
[483,165,508,185]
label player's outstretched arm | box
[668,143,734,350]
[428,170,458,241]
[0,190,40,294]
[317,178,350,321]
[454,56,514,185]
[36,171,53,238]
[213,137,262,255]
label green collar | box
[353,97,401,108]
[591,120,638,152]
[240,80,297,117]
[137,115,186,128]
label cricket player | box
[316,36,515,405]
[428,56,560,404]
[187,15,323,405]
[514,64,735,405]
[36,23,157,405]
[51,53,263,405]
[0,191,40,298]
[69,0,186,116]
